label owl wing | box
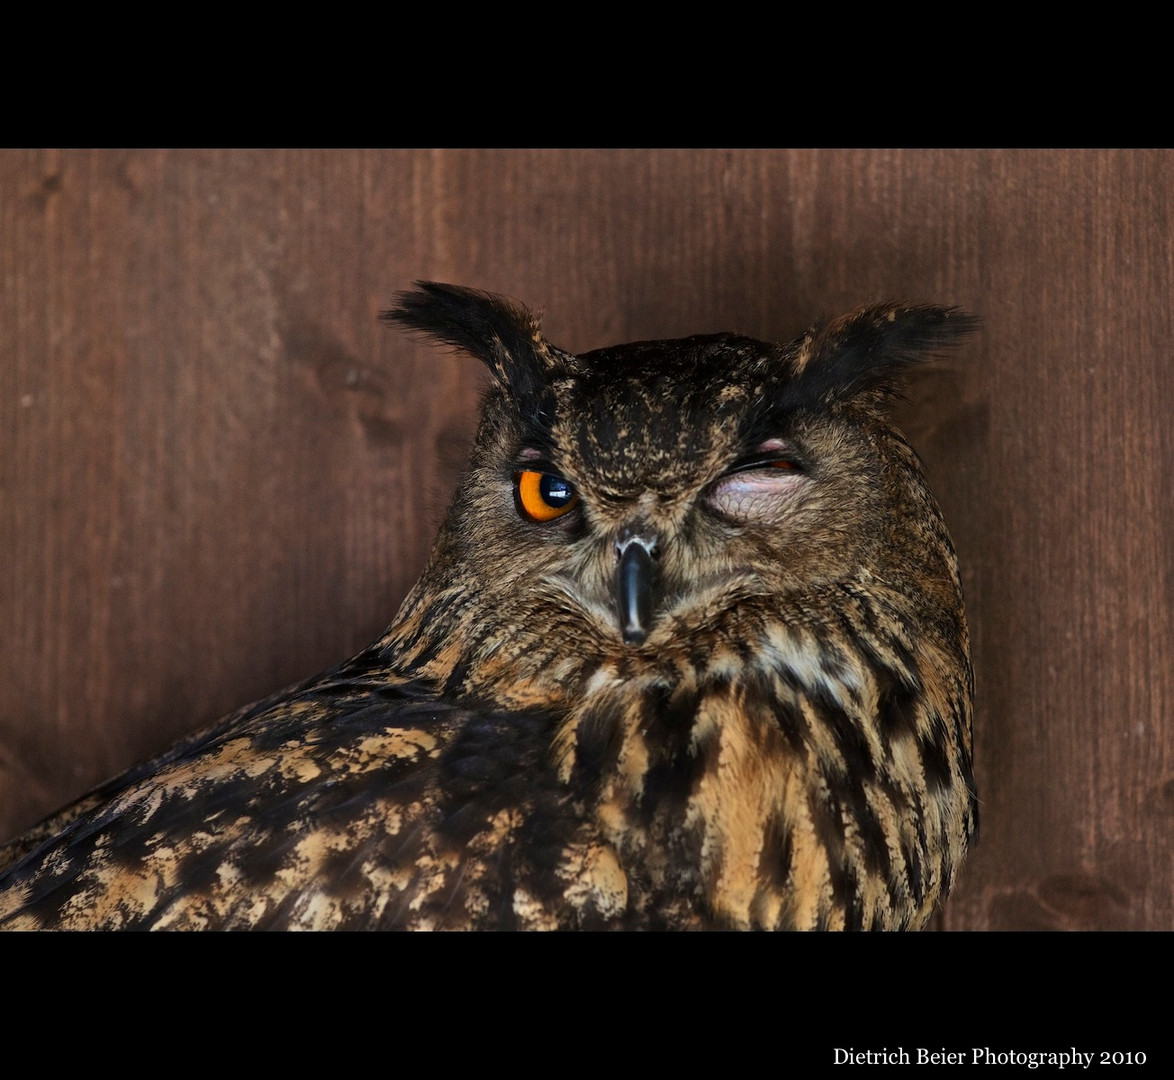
[0,655,597,931]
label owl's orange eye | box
[514,470,580,523]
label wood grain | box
[2,148,1170,929]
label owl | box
[0,282,978,931]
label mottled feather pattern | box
[0,283,978,930]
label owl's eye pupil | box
[540,475,574,506]
[515,469,580,523]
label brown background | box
[1,149,1170,931]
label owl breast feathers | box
[0,283,978,930]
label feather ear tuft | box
[791,303,980,407]
[382,282,555,403]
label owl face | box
[451,336,879,655]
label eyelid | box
[707,465,806,521]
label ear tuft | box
[384,282,573,444]
[383,282,555,401]
[791,303,980,407]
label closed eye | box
[728,452,804,474]
[706,444,808,521]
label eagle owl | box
[0,283,978,930]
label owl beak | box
[615,528,659,645]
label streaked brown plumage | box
[0,283,978,930]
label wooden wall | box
[1,149,1170,930]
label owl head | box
[382,282,976,716]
